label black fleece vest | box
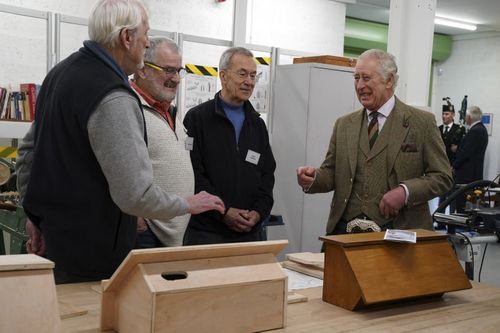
[23,46,144,280]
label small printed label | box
[185,137,194,151]
[245,149,260,165]
[384,229,417,243]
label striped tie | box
[368,111,379,149]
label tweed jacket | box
[309,97,453,233]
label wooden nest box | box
[101,240,288,333]
[0,254,61,332]
[320,229,471,310]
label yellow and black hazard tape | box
[255,57,270,65]
[185,64,218,77]
[0,146,17,158]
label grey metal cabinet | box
[269,63,360,254]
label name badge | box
[185,137,194,151]
[245,149,260,165]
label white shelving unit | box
[268,62,361,255]
[0,121,31,139]
[0,4,49,143]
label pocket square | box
[401,143,418,152]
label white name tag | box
[245,149,260,165]
[185,137,194,151]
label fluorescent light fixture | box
[434,17,477,31]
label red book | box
[20,83,37,120]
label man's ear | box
[386,73,395,89]
[119,28,133,51]
[219,70,227,85]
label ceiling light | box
[434,17,477,31]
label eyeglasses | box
[144,62,186,78]
[226,69,262,83]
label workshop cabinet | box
[270,63,360,254]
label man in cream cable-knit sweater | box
[130,36,193,247]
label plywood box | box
[101,240,288,333]
[293,55,357,67]
[320,229,471,310]
[0,254,61,332]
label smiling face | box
[353,56,394,111]
[219,53,257,105]
[139,43,182,102]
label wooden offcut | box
[320,229,472,310]
[0,254,61,332]
[282,260,324,279]
[293,55,357,67]
[101,240,288,333]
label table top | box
[58,280,500,332]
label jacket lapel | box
[346,110,365,177]
[386,98,411,174]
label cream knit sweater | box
[142,105,194,246]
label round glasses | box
[144,61,186,78]
[226,69,262,83]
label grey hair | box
[88,0,147,48]
[144,36,181,63]
[359,49,399,89]
[134,36,181,80]
[466,105,482,122]
[219,47,254,71]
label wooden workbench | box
[58,281,500,332]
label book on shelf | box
[0,83,39,121]
[20,83,37,120]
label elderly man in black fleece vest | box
[18,0,224,284]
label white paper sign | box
[384,229,416,243]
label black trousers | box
[183,226,262,245]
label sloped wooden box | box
[0,254,61,332]
[101,240,288,333]
[293,55,357,67]
[320,229,471,310]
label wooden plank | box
[287,292,308,304]
[0,254,54,271]
[103,240,288,292]
[286,252,324,269]
[59,301,88,319]
[320,229,447,247]
[282,260,324,280]
[293,55,357,67]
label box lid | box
[0,254,54,271]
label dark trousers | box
[183,226,261,245]
[53,269,102,285]
[135,226,163,249]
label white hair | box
[88,0,148,48]
[358,49,399,88]
[467,105,482,122]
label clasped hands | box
[223,208,260,233]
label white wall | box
[248,0,346,55]
[432,34,500,181]
[0,0,346,79]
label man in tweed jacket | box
[297,49,453,235]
